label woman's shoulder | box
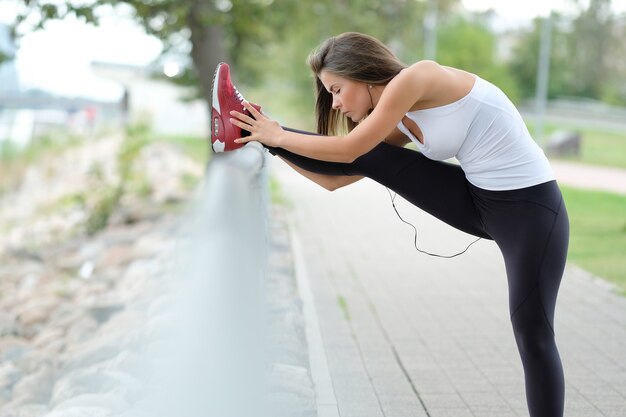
[394,61,475,109]
[403,60,458,81]
[391,61,450,88]
[387,61,451,100]
[408,59,442,70]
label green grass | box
[561,186,626,294]
[1,133,80,164]
[269,175,290,206]
[337,295,351,321]
[525,120,626,169]
[573,129,626,169]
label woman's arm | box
[275,126,407,191]
[280,158,364,191]
[232,60,442,162]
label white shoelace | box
[234,88,244,102]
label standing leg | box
[471,182,569,417]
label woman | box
[229,32,569,417]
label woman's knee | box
[511,316,556,359]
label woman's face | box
[319,70,371,122]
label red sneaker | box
[210,62,261,152]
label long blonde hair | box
[307,32,406,135]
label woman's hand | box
[230,101,284,147]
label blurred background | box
[2,0,626,136]
[3,0,625,286]
[0,0,625,413]
[0,2,625,292]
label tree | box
[12,0,297,114]
[0,23,15,66]
[601,15,626,105]
[239,0,433,128]
[437,15,521,102]
[508,15,571,100]
[508,0,624,103]
[247,0,464,127]
[567,0,614,98]
[0,51,9,65]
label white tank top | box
[396,75,555,191]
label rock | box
[0,311,19,337]
[60,310,145,372]
[16,273,41,297]
[0,337,30,362]
[74,282,112,305]
[43,406,114,417]
[0,361,22,401]
[0,404,49,417]
[88,304,125,325]
[117,260,159,304]
[32,327,66,356]
[546,130,582,156]
[59,340,124,374]
[79,261,95,280]
[9,364,54,405]
[52,392,130,413]
[96,245,138,270]
[55,310,98,345]
[32,328,64,349]
[0,139,287,416]
[96,310,145,347]
[96,350,153,380]
[50,368,142,408]
[14,295,61,328]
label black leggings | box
[266,128,569,417]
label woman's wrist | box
[274,129,288,148]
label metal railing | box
[139,142,270,417]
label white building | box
[0,23,127,146]
[0,22,30,147]
[0,23,19,93]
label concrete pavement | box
[551,160,626,195]
[270,157,626,417]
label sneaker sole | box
[211,62,225,152]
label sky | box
[14,18,161,100]
[465,0,626,18]
[1,0,626,100]
[0,2,162,100]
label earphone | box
[386,187,481,258]
[366,85,478,257]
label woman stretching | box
[216,32,569,417]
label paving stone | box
[272,158,626,417]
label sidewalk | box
[271,158,626,417]
[551,160,626,195]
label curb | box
[288,220,340,417]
